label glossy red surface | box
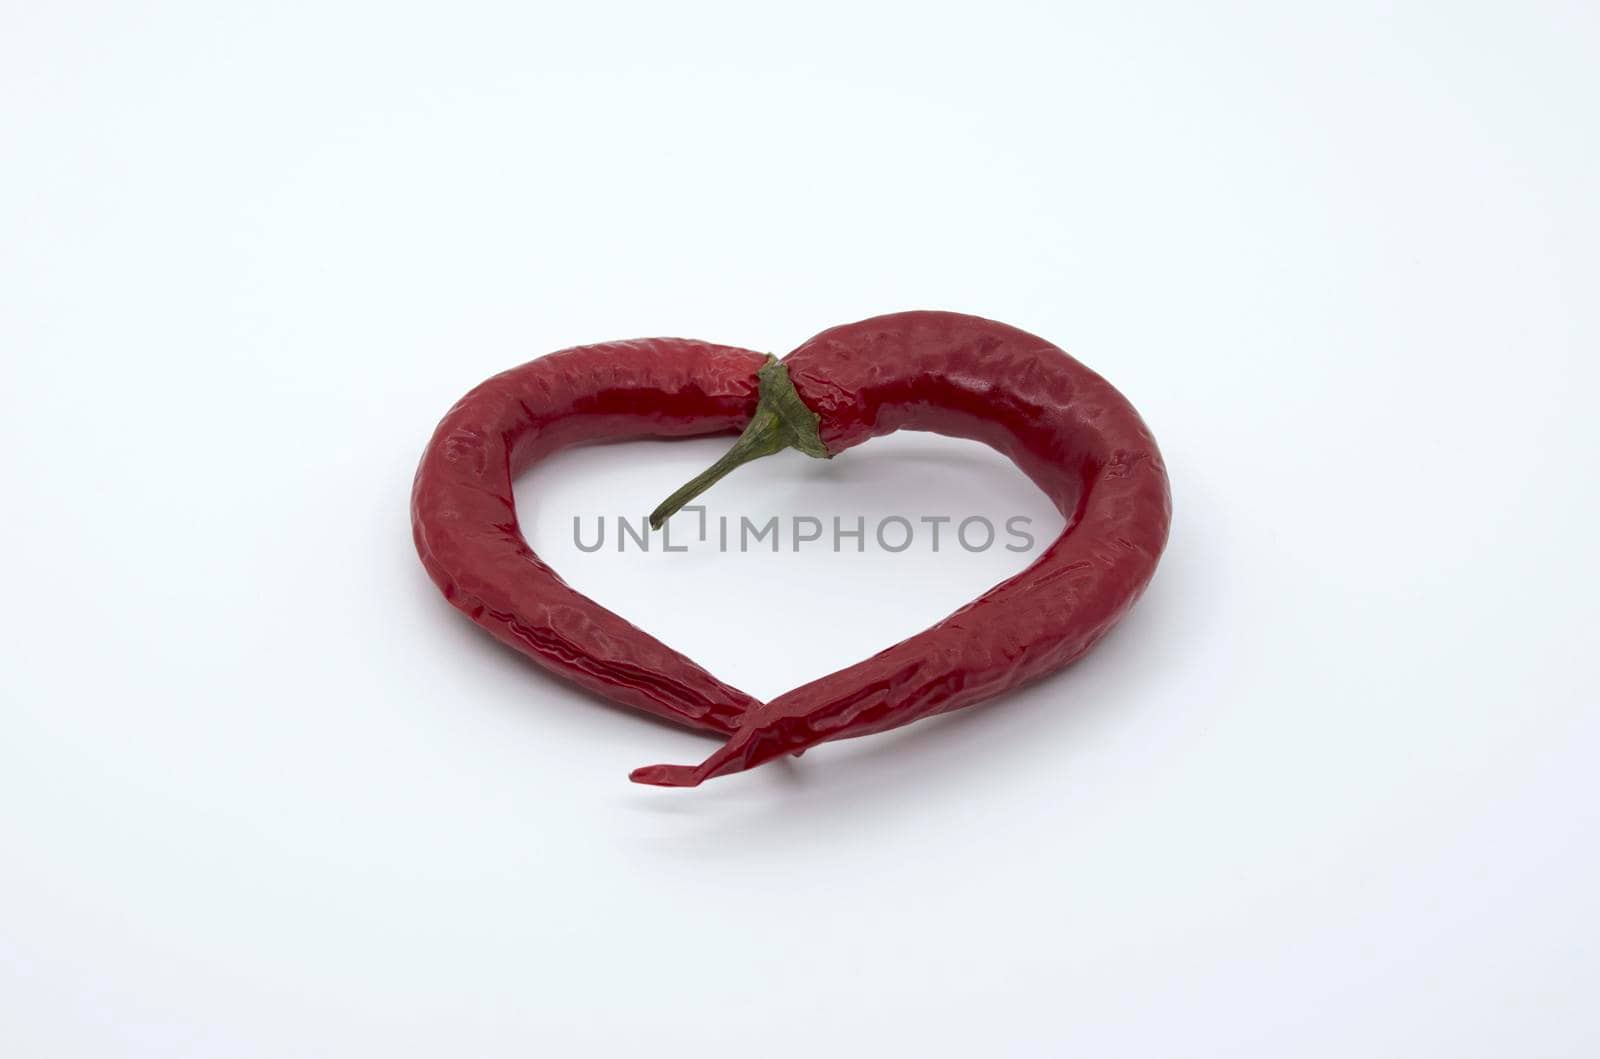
[411,339,768,734]
[630,311,1171,785]
[413,313,1171,785]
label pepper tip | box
[629,763,704,788]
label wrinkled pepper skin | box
[411,339,768,734]
[631,311,1170,785]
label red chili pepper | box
[412,312,1170,786]
[411,339,769,734]
[630,311,1170,786]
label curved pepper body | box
[631,311,1171,785]
[413,313,1170,785]
[411,339,768,734]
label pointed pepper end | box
[629,763,705,788]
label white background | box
[3,2,1597,1056]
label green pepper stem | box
[648,413,787,529]
[648,356,829,530]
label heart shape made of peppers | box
[411,311,1171,786]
